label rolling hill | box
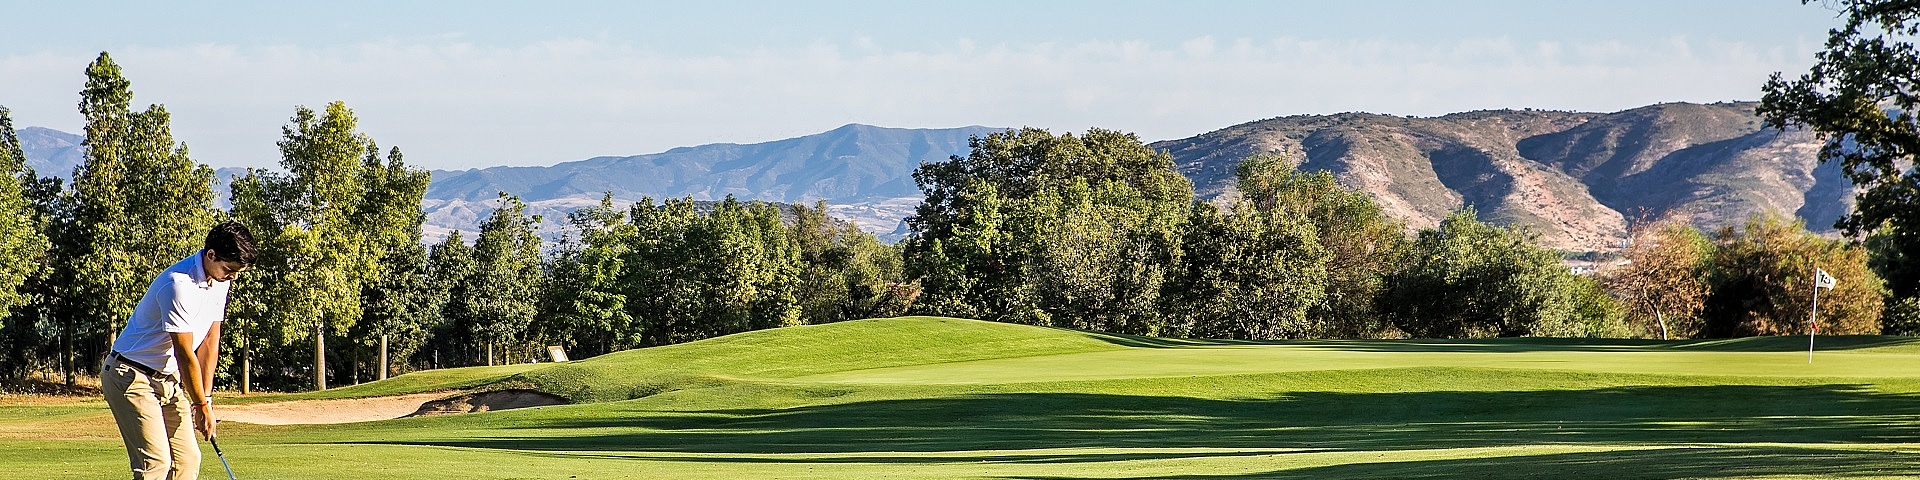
[1154,102,1845,250]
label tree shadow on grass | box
[358,384,1920,460]
[510,449,1300,465]
[1078,330,1920,353]
[1017,446,1920,479]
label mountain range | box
[16,126,85,177]
[16,101,1846,251]
[1156,101,1846,249]
[421,123,997,241]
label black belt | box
[110,352,167,379]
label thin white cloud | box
[0,35,1819,170]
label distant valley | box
[18,101,1846,251]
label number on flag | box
[1816,268,1837,290]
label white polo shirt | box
[110,251,232,376]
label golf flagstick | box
[1810,267,1837,364]
[210,435,238,480]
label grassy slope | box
[9,316,1920,479]
[509,316,1126,402]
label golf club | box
[209,435,237,480]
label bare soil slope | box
[1154,102,1847,251]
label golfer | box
[103,220,255,480]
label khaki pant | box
[102,356,201,480]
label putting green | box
[7,317,1920,479]
[795,340,1920,384]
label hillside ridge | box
[1153,101,1845,249]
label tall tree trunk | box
[486,342,494,367]
[61,317,72,386]
[378,334,388,381]
[350,344,360,385]
[1656,309,1668,341]
[101,320,118,379]
[1642,293,1669,341]
[240,335,251,395]
[315,322,327,390]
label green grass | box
[9,316,1920,479]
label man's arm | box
[170,331,215,440]
[196,322,221,399]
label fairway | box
[8,317,1920,479]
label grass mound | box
[279,317,1920,421]
[506,316,1123,402]
[231,316,1119,405]
[294,318,1920,404]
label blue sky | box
[2,1,1845,170]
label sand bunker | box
[405,390,569,417]
[220,390,566,425]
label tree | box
[790,201,908,325]
[904,180,1028,322]
[1759,0,1920,305]
[1009,177,1184,335]
[225,170,290,392]
[0,107,53,380]
[423,231,474,368]
[67,52,218,379]
[1384,208,1617,338]
[1568,275,1631,339]
[904,128,1192,332]
[1886,296,1920,335]
[460,193,544,365]
[620,196,801,346]
[621,197,702,346]
[0,108,47,329]
[1871,227,1920,334]
[1231,155,1410,337]
[229,102,389,390]
[536,194,635,357]
[1603,218,1714,339]
[682,198,800,339]
[17,170,76,383]
[346,145,431,382]
[1702,213,1885,336]
[1166,201,1328,339]
[349,240,437,380]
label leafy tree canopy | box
[1760,0,1920,299]
[1385,208,1620,338]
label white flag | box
[1816,268,1837,290]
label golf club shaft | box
[210,437,238,480]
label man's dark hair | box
[205,220,258,266]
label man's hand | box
[193,403,216,440]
